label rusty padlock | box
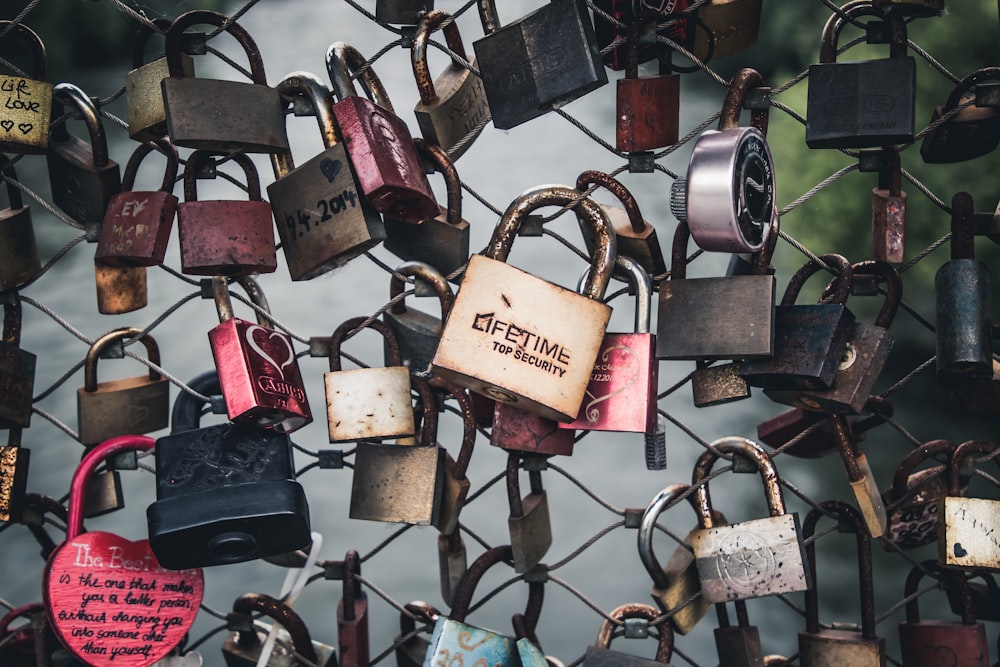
[882,439,959,552]
[616,24,680,155]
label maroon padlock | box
[337,549,370,667]
[616,26,680,154]
[493,403,574,457]
[95,139,179,268]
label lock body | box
[616,74,680,153]
[939,497,1000,570]
[77,375,169,446]
[0,21,52,155]
[383,212,469,277]
[492,403,574,456]
[350,442,445,525]
[47,134,121,228]
[0,432,29,523]
[692,362,750,408]
[691,0,763,61]
[97,191,177,267]
[125,53,194,142]
[94,263,148,315]
[898,621,989,667]
[935,258,992,386]
[0,300,35,429]
[177,198,276,276]
[325,367,414,441]
[508,490,552,573]
[376,0,433,24]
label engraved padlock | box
[0,21,52,154]
[881,439,959,552]
[0,156,40,292]
[383,261,455,373]
[222,593,336,667]
[0,294,35,429]
[124,17,195,142]
[583,603,675,667]
[507,453,553,573]
[939,439,1000,571]
[921,67,1000,163]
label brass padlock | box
[0,428,29,524]
[222,593,337,667]
[689,0,763,61]
[124,17,195,142]
[80,444,126,519]
[939,439,1000,570]
[0,294,35,429]
[829,414,887,538]
[383,261,455,373]
[76,327,169,446]
[507,453,553,573]
[881,439,958,552]
[412,9,489,160]
[583,603,675,667]
[0,154,41,293]
[93,262,147,315]
[922,66,1000,164]
[0,21,52,154]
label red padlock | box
[616,26,680,153]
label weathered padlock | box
[829,414,887,538]
[268,70,385,280]
[46,82,121,233]
[689,436,811,603]
[76,327,169,446]
[428,376,476,536]
[936,192,993,387]
[616,27,679,154]
[0,21,52,154]
[95,138,178,267]
[0,428,29,524]
[575,170,666,278]
[325,315,415,442]
[689,0,763,61]
[712,601,764,667]
[93,261,148,315]
[432,184,615,422]
[338,550,370,667]
[395,602,441,667]
[412,10,489,160]
[438,532,467,608]
[0,156,41,292]
[583,603,675,667]
[897,561,990,666]
[124,17,195,142]
[383,261,455,373]
[562,255,657,433]
[867,148,907,263]
[798,500,885,666]
[326,41,438,223]
[472,0,608,130]
[872,0,943,15]
[383,140,470,277]
[656,217,775,360]
[638,483,714,635]
[741,254,857,390]
[148,369,311,569]
[806,1,916,149]
[161,10,289,153]
[593,1,689,71]
[671,68,775,254]
[692,360,751,408]
[921,67,1000,163]
[208,276,312,433]
[222,593,336,667]
[376,0,433,24]
[882,440,958,551]
[939,440,1000,571]
[492,400,575,456]
[766,260,900,414]
[350,376,446,525]
[507,453,553,573]
[0,295,35,429]
[176,151,277,277]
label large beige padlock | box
[431,185,615,422]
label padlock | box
[689,0,763,61]
[575,170,666,278]
[0,602,45,667]
[124,17,195,142]
[0,427,29,524]
[76,327,169,446]
[935,192,993,387]
[712,601,764,667]
[432,184,615,422]
[325,315,415,442]
[583,603,675,667]
[638,483,714,635]
[0,156,41,292]
[176,151,277,277]
[492,402,575,456]
[939,440,1000,570]
[0,295,35,429]
[882,440,958,551]
[161,10,289,153]
[438,532,467,608]
[93,261,148,315]
[96,138,179,268]
[692,360,751,408]
[326,41,438,223]
[338,550,370,667]
[867,148,907,264]
[921,67,1000,163]
[428,376,476,536]
[395,602,441,667]
[766,260,900,414]
[507,453,553,573]
[805,1,916,149]
[672,68,775,254]
[384,140,469,277]
[222,593,336,667]
[383,261,455,373]
[46,82,121,233]
[657,216,776,360]
[268,70,385,280]
[0,21,52,154]
[593,1,689,71]
[616,27,679,154]
[45,436,205,667]
[689,436,811,603]
[208,275,309,427]
[829,414,887,538]
[872,0,944,16]
[562,255,657,433]
[376,0,433,24]
[472,0,608,130]
[79,440,127,519]
[798,500,885,666]
[897,561,990,666]
[350,375,446,525]
[412,9,489,160]
[741,253,857,390]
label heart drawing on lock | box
[17,123,33,134]
[581,344,640,423]
[44,532,204,667]
[319,157,342,183]
[0,120,13,132]
[245,325,295,381]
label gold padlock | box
[124,17,195,142]
[0,21,53,154]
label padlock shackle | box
[341,549,363,622]
[50,83,110,168]
[399,601,441,637]
[130,17,173,69]
[637,483,693,589]
[327,315,406,371]
[389,260,455,320]
[780,253,853,307]
[415,139,463,226]
[477,0,501,35]
[575,171,646,235]
[949,439,995,496]
[904,560,978,625]
[595,602,674,663]
[237,275,272,325]
[0,155,25,211]
[692,436,786,529]
[950,191,976,260]
[0,21,47,79]
[413,10,471,106]
[848,260,903,328]
[65,435,155,539]
[819,0,908,64]
[170,369,221,433]
[164,10,269,83]
[183,151,264,203]
[2,294,22,347]
[325,42,395,113]
[943,66,1000,112]
[449,544,515,622]
[83,327,163,391]
[888,439,955,503]
[231,592,321,664]
[802,500,876,639]
[718,68,769,135]
[576,255,652,334]
[272,70,340,179]
[487,185,616,301]
[411,375,440,448]
[429,377,476,480]
[120,138,179,193]
[211,276,271,327]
